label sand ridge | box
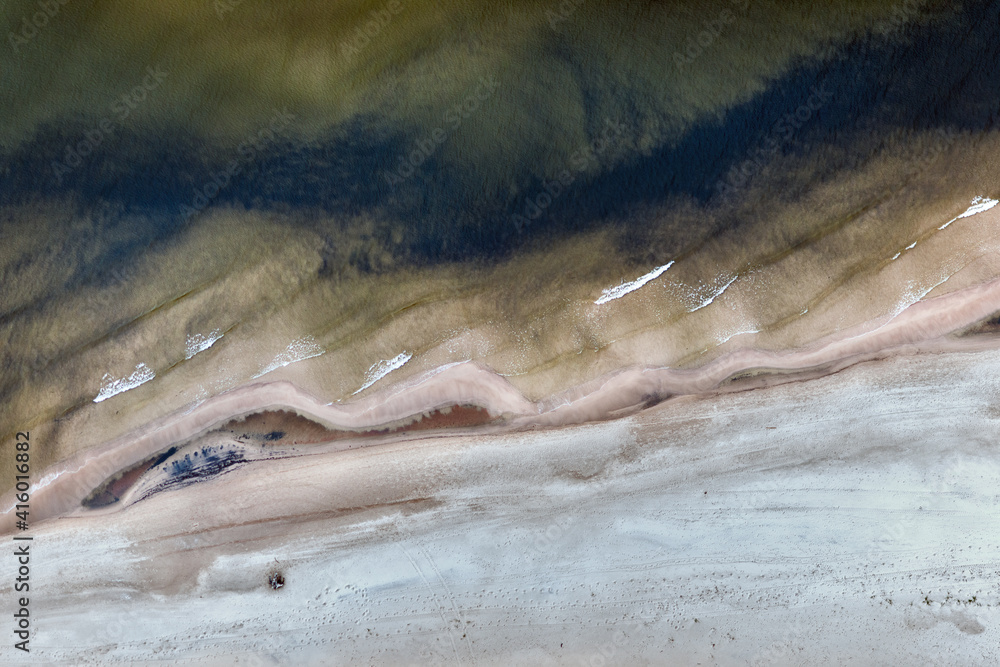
[5,268,1000,534]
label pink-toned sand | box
[4,269,1000,534]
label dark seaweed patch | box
[640,392,669,410]
[123,444,249,504]
[161,444,246,484]
[82,446,179,509]
[83,442,251,509]
[953,312,1000,337]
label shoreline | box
[4,270,1000,533]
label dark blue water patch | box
[122,443,250,504]
[0,115,407,216]
[163,444,246,482]
[81,445,180,509]
[530,0,1000,241]
[0,1,996,264]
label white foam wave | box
[253,336,325,379]
[939,196,998,230]
[689,274,739,312]
[595,262,674,305]
[94,363,156,403]
[185,330,224,360]
[353,352,413,395]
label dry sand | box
[6,340,999,665]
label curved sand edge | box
[5,271,1000,533]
